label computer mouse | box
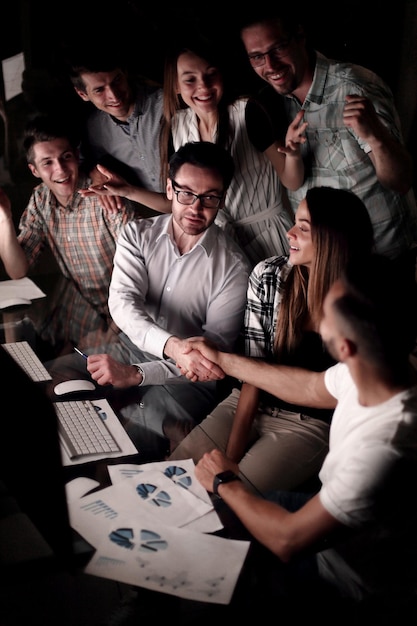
[0,297,32,309]
[54,379,96,396]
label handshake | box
[175,337,226,383]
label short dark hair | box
[23,115,80,165]
[64,43,129,92]
[168,141,235,191]
[334,254,417,384]
[237,7,302,37]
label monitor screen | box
[0,344,74,574]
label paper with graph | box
[67,459,250,604]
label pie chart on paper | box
[139,529,168,552]
[164,465,192,489]
[109,527,134,549]
[136,483,172,507]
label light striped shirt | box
[281,53,417,259]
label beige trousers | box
[169,387,330,495]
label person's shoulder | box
[321,53,388,88]
[133,78,163,102]
[252,254,291,273]
[207,225,251,268]
[30,180,47,195]
[403,385,417,412]
[76,173,90,189]
[85,107,110,128]
[246,87,287,135]
[248,85,285,112]
[229,97,249,114]
[174,107,195,123]
[126,212,167,231]
[250,255,291,284]
[324,362,351,393]
[29,181,52,204]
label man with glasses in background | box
[237,8,417,282]
[78,141,250,451]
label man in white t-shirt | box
[187,254,417,619]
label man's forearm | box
[217,352,334,409]
[0,218,28,278]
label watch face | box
[213,470,239,496]
[217,470,237,482]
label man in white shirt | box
[85,141,250,447]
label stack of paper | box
[67,458,250,604]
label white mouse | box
[0,297,32,309]
[54,379,96,396]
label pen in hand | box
[74,346,88,360]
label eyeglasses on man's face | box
[171,180,223,209]
[248,37,293,68]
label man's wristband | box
[213,470,240,496]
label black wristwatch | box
[213,470,240,496]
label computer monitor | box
[0,344,75,576]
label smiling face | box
[75,69,133,122]
[28,138,79,206]
[241,20,308,97]
[286,198,315,267]
[176,51,223,116]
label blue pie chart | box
[164,465,192,489]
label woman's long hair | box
[159,35,238,184]
[274,187,375,358]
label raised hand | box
[343,94,382,141]
[278,109,308,157]
[78,164,126,212]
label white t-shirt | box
[317,363,417,599]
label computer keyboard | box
[2,340,52,382]
[54,399,121,459]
